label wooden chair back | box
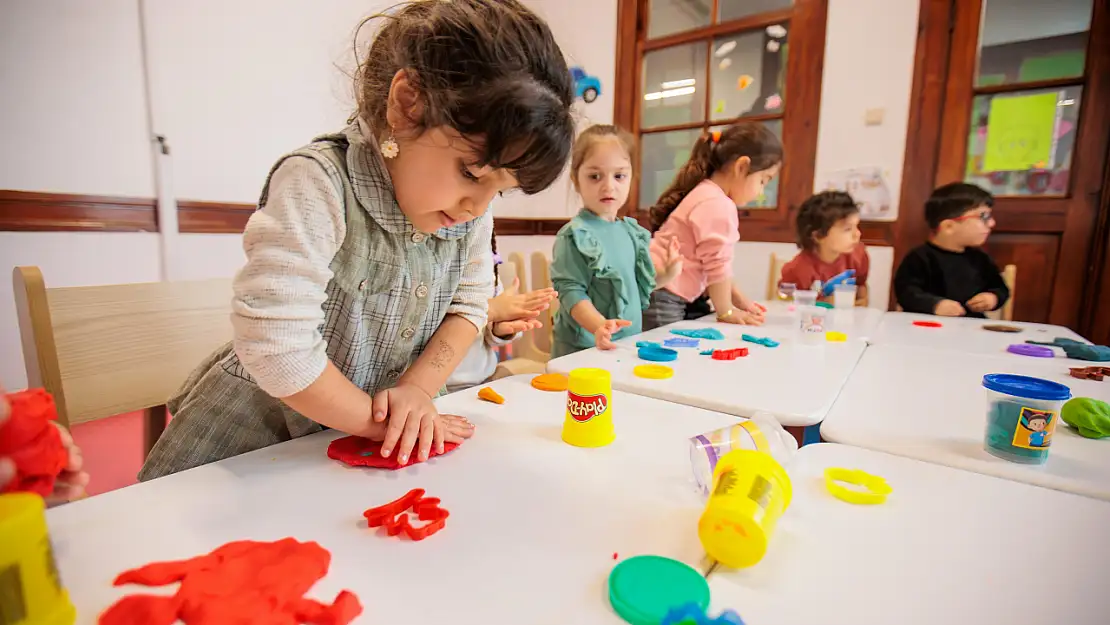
[985,264,1017,322]
[12,266,234,455]
[766,253,789,300]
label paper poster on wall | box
[821,167,894,221]
[982,91,1060,172]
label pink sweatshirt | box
[649,179,739,302]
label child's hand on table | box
[372,384,475,466]
[488,278,556,324]
[933,299,966,317]
[966,292,998,313]
[594,319,632,350]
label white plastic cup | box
[794,290,817,308]
[834,283,857,309]
[688,413,798,495]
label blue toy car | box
[571,66,601,103]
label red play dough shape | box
[0,389,67,497]
[98,538,362,625]
[363,488,450,541]
[327,436,459,470]
[712,348,749,361]
[912,320,943,328]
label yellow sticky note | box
[983,92,1058,172]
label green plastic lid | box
[608,556,710,625]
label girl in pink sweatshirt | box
[643,122,783,330]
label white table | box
[707,443,1110,625]
[547,319,868,427]
[46,375,739,624]
[821,342,1110,501]
[736,301,886,340]
[871,311,1091,363]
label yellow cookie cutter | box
[633,364,674,380]
[826,331,847,342]
[824,468,892,505]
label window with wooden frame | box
[898,0,1109,328]
[614,0,828,241]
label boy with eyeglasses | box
[894,182,1009,318]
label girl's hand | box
[438,413,476,445]
[738,310,765,326]
[47,423,89,505]
[372,383,444,466]
[594,319,632,350]
[493,318,542,339]
[0,388,12,491]
[0,384,89,504]
[716,312,745,325]
[655,235,684,281]
[488,278,557,324]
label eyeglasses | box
[952,210,994,224]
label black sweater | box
[893,242,1010,319]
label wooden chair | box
[491,252,548,376]
[12,266,234,456]
[766,253,789,300]
[985,264,1017,321]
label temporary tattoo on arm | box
[428,339,455,371]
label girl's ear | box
[385,69,425,133]
[731,156,752,179]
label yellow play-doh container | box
[698,449,792,569]
[562,368,615,447]
[0,493,76,625]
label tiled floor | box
[70,411,144,496]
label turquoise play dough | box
[639,346,678,362]
[671,328,725,340]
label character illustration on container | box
[1014,408,1055,449]
[571,66,601,103]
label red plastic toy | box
[327,435,459,470]
[912,320,943,328]
[98,538,362,625]
[0,389,67,497]
[363,488,449,541]
[711,348,749,361]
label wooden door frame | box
[894,0,1110,330]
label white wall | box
[0,0,154,196]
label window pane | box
[711,119,782,209]
[639,129,703,209]
[709,26,788,121]
[976,0,1091,86]
[965,86,1081,196]
[641,43,708,129]
[718,0,792,23]
[648,0,710,40]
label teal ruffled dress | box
[550,210,657,358]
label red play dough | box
[327,436,459,470]
[912,320,943,328]
[712,348,749,360]
[99,538,362,625]
[0,389,67,497]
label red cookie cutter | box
[712,348,749,361]
[912,320,943,328]
[363,488,449,541]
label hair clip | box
[492,252,503,265]
[709,130,722,144]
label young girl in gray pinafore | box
[139,0,575,480]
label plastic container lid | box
[982,373,1072,401]
[1006,344,1055,358]
[608,556,709,625]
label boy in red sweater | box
[779,191,869,305]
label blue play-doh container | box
[982,374,1072,465]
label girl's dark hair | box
[491,220,500,283]
[569,124,637,192]
[795,191,859,250]
[355,0,575,194]
[649,122,783,231]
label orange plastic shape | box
[477,386,505,404]
[531,373,569,392]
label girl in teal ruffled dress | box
[550,125,683,357]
